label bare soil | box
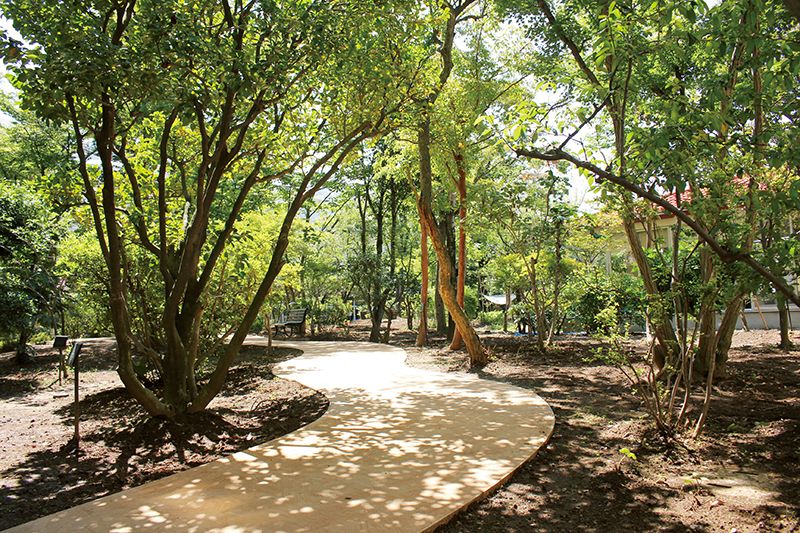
[1,325,798,533]
[0,341,327,531]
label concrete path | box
[9,341,554,533]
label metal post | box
[74,362,79,444]
[67,342,83,450]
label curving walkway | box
[8,341,554,533]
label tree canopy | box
[1,0,798,437]
[1,0,426,415]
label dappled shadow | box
[426,336,800,533]
[7,341,553,532]
[1,345,328,532]
[0,439,118,531]
[0,375,40,399]
[53,386,137,422]
[419,358,695,532]
[433,423,691,533]
[1,391,329,532]
[0,349,59,401]
[14,337,794,533]
[0,338,119,407]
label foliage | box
[1,0,424,415]
[476,164,578,347]
[478,310,505,327]
[491,0,800,436]
[566,270,645,333]
[0,96,81,212]
[0,184,66,360]
[463,285,478,319]
[56,232,113,338]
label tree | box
[2,0,419,416]
[0,96,81,213]
[479,167,573,350]
[431,19,532,349]
[751,170,800,349]
[0,100,74,362]
[350,147,411,343]
[496,0,800,436]
[413,0,487,366]
[56,231,114,339]
[558,211,644,334]
[500,0,800,313]
[0,184,65,363]
[488,253,528,332]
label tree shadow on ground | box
[420,334,800,533]
[0,346,327,532]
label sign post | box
[53,335,68,384]
[66,343,83,448]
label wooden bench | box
[273,308,307,336]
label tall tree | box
[500,0,800,315]
[2,0,419,416]
[434,20,532,349]
[479,167,572,351]
[496,0,800,435]
[499,0,800,371]
[414,0,487,366]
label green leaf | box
[619,448,636,460]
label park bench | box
[273,308,307,336]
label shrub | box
[464,286,479,319]
[478,310,504,327]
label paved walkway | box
[9,341,554,533]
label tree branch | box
[536,0,600,86]
[515,146,800,308]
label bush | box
[464,286,479,319]
[568,272,645,333]
[316,296,350,328]
[478,310,505,327]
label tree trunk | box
[547,221,563,345]
[706,291,749,381]
[381,309,393,343]
[694,248,718,377]
[15,330,34,365]
[95,94,174,417]
[415,101,484,365]
[528,259,547,352]
[503,287,510,333]
[412,0,476,347]
[390,177,401,322]
[435,264,447,335]
[419,198,486,367]
[443,210,457,342]
[265,313,274,356]
[619,197,680,371]
[777,294,794,349]
[450,157,468,350]
[416,224,429,346]
[369,304,384,343]
[357,192,367,255]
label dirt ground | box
[1,324,798,532]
